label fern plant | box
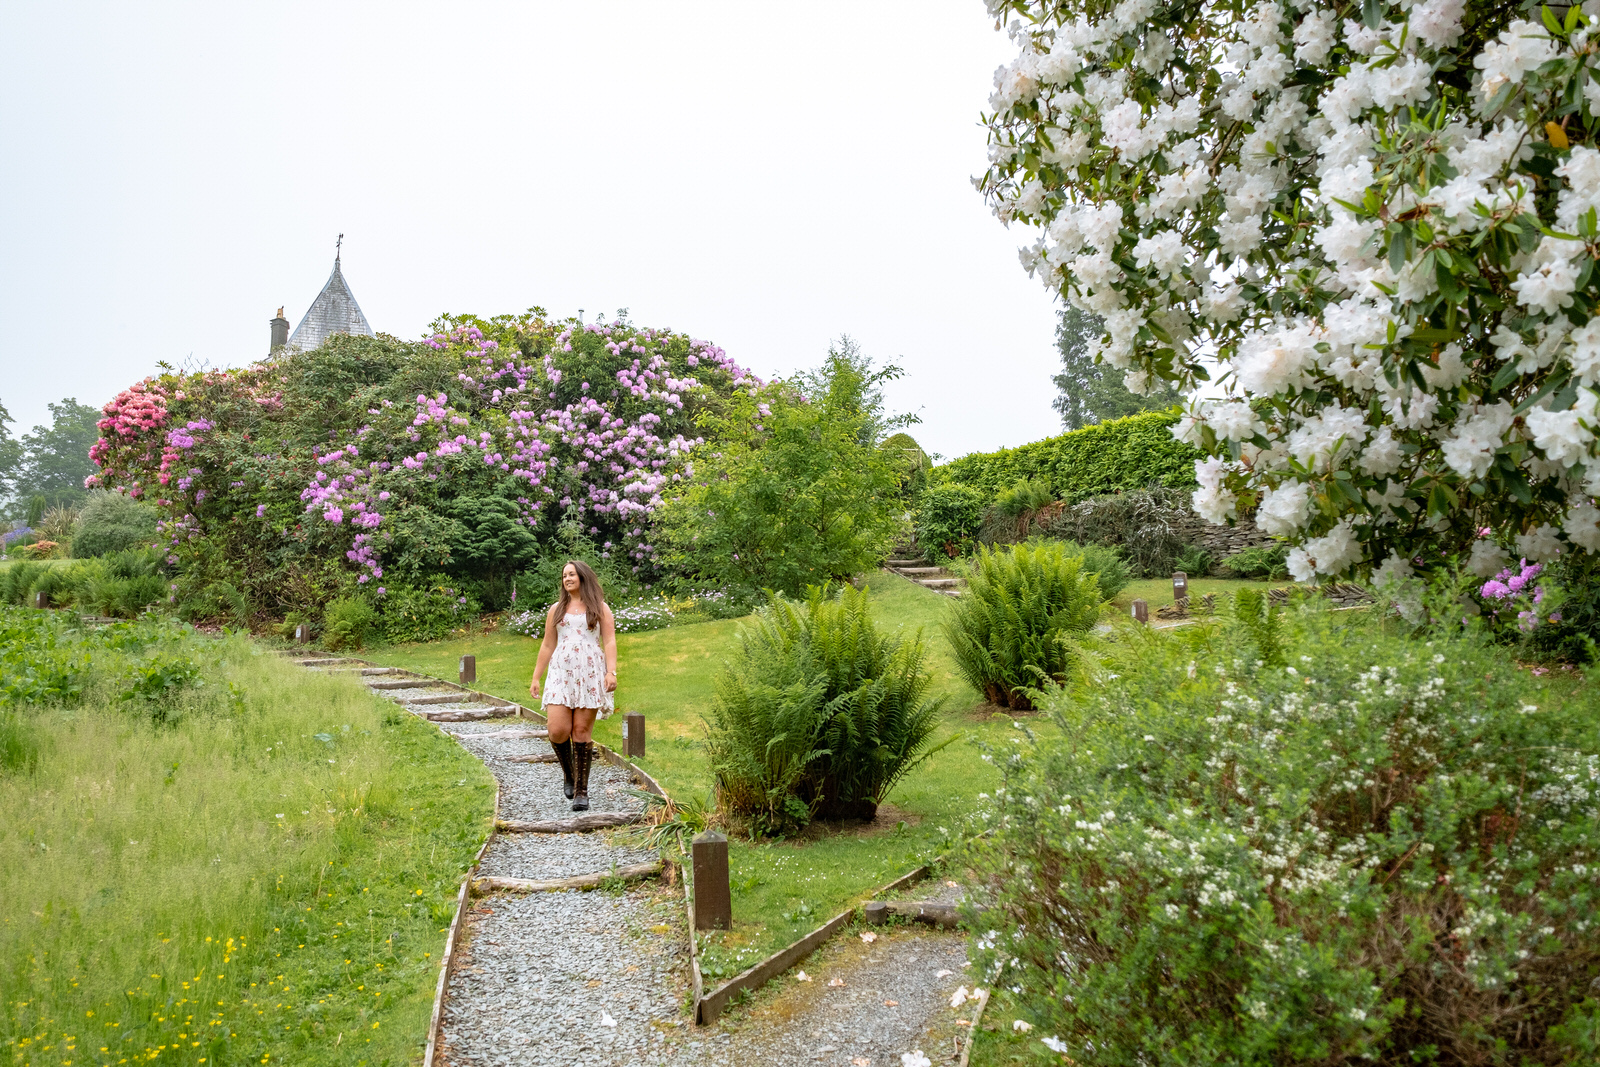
[943,542,1102,710]
[705,584,948,836]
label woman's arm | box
[529,604,560,697]
[600,604,618,693]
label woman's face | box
[562,564,580,593]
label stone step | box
[296,657,365,667]
[886,558,928,567]
[366,677,434,690]
[424,706,518,722]
[396,691,477,705]
[917,577,963,590]
[896,566,949,577]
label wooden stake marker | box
[1131,598,1149,624]
[459,654,476,685]
[622,711,645,758]
[692,830,732,931]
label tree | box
[1052,306,1182,431]
[0,401,21,507]
[977,0,1600,585]
[659,339,909,594]
[16,398,101,517]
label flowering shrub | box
[87,312,763,618]
[978,0,1600,583]
[971,605,1600,1063]
[504,594,680,638]
[376,583,478,645]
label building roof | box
[287,252,375,351]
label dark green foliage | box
[1174,543,1214,576]
[932,410,1198,504]
[178,581,248,626]
[1052,306,1183,431]
[1,562,44,605]
[0,402,22,503]
[971,608,1600,1065]
[706,585,946,835]
[943,542,1102,710]
[323,596,377,651]
[1038,487,1191,578]
[1220,543,1290,579]
[71,490,158,558]
[1528,554,1600,664]
[914,484,987,559]
[120,655,205,719]
[1042,539,1132,600]
[440,490,540,584]
[1232,587,1288,667]
[377,583,478,644]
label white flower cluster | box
[980,0,1600,578]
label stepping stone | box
[917,578,962,590]
[896,567,949,577]
[366,677,435,690]
[398,691,478,705]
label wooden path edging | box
[691,829,994,1026]
[424,783,498,1067]
[955,987,991,1067]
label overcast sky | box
[0,1,1064,462]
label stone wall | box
[1173,512,1276,559]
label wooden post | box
[691,830,732,930]
[294,623,310,644]
[32,590,47,610]
[459,654,476,685]
[1172,571,1188,602]
[864,900,889,925]
[1131,598,1149,624]
[622,712,645,758]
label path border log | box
[495,812,642,833]
[471,861,662,895]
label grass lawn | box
[369,572,1024,981]
[1110,575,1279,612]
[2,620,495,1067]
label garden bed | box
[368,571,1020,979]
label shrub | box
[931,410,1198,503]
[992,477,1055,519]
[1174,543,1214,577]
[915,483,987,558]
[1037,486,1190,578]
[324,597,378,651]
[1220,543,1290,580]
[71,490,158,559]
[970,606,1600,1065]
[377,583,478,644]
[1,563,44,605]
[943,542,1102,709]
[706,585,946,835]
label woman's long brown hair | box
[557,559,607,631]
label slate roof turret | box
[287,248,374,351]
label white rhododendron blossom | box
[979,0,1600,577]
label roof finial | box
[336,233,343,264]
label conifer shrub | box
[971,606,1600,1065]
[706,585,946,836]
[323,597,377,651]
[943,542,1102,709]
[71,490,158,559]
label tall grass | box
[0,609,494,1066]
[707,585,948,833]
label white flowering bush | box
[979,0,1600,585]
[968,606,1600,1062]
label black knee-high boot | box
[551,738,576,800]
[571,741,592,812]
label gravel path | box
[678,924,976,1067]
[331,665,976,1067]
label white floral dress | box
[541,611,614,713]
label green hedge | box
[931,409,1199,503]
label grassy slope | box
[370,572,1020,979]
[1,635,495,1067]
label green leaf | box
[1363,0,1383,30]
[1543,3,1563,35]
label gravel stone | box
[478,833,660,881]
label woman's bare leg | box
[570,707,599,743]
[546,705,573,744]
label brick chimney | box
[270,306,289,352]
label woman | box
[530,560,618,811]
